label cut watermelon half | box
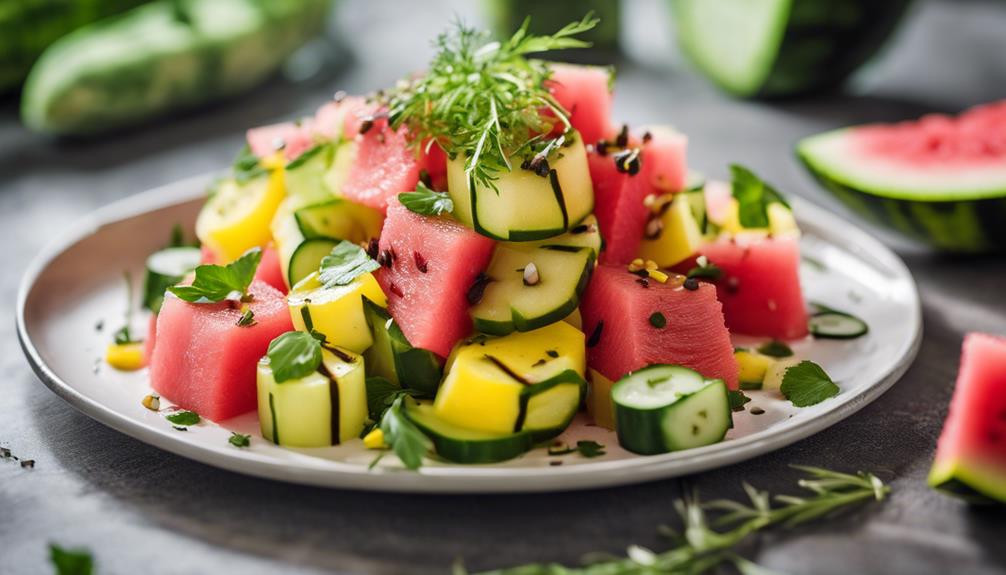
[546,63,614,147]
[149,280,293,421]
[929,333,1006,504]
[377,199,495,358]
[798,100,1006,251]
[699,235,808,340]
[579,264,738,389]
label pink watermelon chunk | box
[247,121,316,162]
[143,313,157,364]
[254,246,287,294]
[376,199,495,357]
[699,236,809,340]
[149,280,293,421]
[313,95,369,140]
[546,63,614,146]
[929,333,1006,503]
[340,117,423,213]
[590,127,689,264]
[580,264,738,389]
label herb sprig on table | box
[467,466,889,575]
[381,15,598,193]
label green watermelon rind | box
[928,458,1006,505]
[796,132,1006,252]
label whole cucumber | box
[21,0,331,135]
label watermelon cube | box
[699,236,809,340]
[377,199,495,357]
[254,246,287,294]
[313,95,368,140]
[546,63,614,147]
[149,280,294,421]
[580,264,738,389]
[247,121,316,162]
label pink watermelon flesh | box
[704,180,733,225]
[255,246,287,294]
[247,121,316,162]
[589,128,689,264]
[313,95,369,140]
[546,64,614,147]
[340,118,422,213]
[930,332,1006,503]
[580,264,739,389]
[377,199,495,358]
[143,313,157,365]
[699,236,809,340]
[149,280,293,421]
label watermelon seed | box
[366,238,379,259]
[642,131,653,144]
[378,249,393,269]
[683,278,699,291]
[691,424,700,436]
[587,321,604,348]
[389,282,404,298]
[467,273,492,305]
[546,350,559,358]
[636,278,650,288]
[751,407,765,415]
[414,251,428,273]
[359,117,375,134]
[649,312,666,329]
[613,148,641,175]
[615,124,629,148]
[418,169,433,188]
[333,90,346,102]
[523,263,540,286]
[532,359,547,367]
[726,277,741,294]
[645,216,663,239]
[550,460,563,467]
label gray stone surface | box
[2,0,1004,573]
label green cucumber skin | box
[614,403,668,456]
[287,238,338,287]
[21,0,331,135]
[404,404,533,464]
[519,370,587,442]
[798,154,1006,252]
[362,298,442,397]
[468,171,570,242]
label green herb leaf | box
[112,271,142,344]
[165,410,200,426]
[232,143,267,183]
[378,395,430,470]
[266,331,322,384]
[756,340,793,358]
[548,440,606,458]
[781,361,839,407]
[318,241,380,289]
[167,247,262,303]
[228,432,251,448]
[236,308,256,327]
[365,377,404,420]
[112,326,137,345]
[49,543,94,575]
[728,390,751,412]
[398,181,454,216]
[687,255,722,281]
[730,164,789,229]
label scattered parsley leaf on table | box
[318,241,380,289]
[267,331,322,384]
[399,181,454,216]
[165,410,201,426]
[377,395,430,470]
[231,144,268,183]
[756,340,794,358]
[730,164,790,229]
[49,544,94,575]
[781,361,839,407]
[168,247,262,303]
[728,390,752,412]
[548,440,606,458]
[229,432,251,448]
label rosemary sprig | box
[381,15,598,192]
[468,466,889,575]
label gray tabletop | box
[2,1,1005,573]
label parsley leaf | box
[228,432,251,448]
[49,544,94,575]
[165,410,200,426]
[267,331,323,384]
[232,144,267,183]
[730,164,790,229]
[781,361,839,407]
[757,340,794,358]
[728,389,751,412]
[168,247,261,303]
[365,377,405,421]
[236,308,256,327]
[398,181,454,216]
[549,440,607,458]
[378,395,430,470]
[687,255,722,281]
[318,241,380,289]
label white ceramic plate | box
[17,174,921,493]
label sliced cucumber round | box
[612,365,730,455]
[809,311,869,340]
[142,246,202,313]
[404,402,533,464]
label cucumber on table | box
[362,298,443,397]
[404,401,534,464]
[21,0,331,135]
[612,365,730,455]
[142,246,201,313]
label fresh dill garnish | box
[380,14,598,192]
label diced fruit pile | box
[115,17,868,467]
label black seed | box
[546,349,559,358]
[379,249,393,269]
[414,251,428,273]
[0,447,9,458]
[359,117,374,134]
[389,282,404,298]
[691,424,700,436]
[751,407,765,415]
[726,276,741,294]
[532,359,547,367]
[366,238,379,260]
[587,321,604,348]
[20,459,34,469]
[570,223,590,234]
[636,278,650,288]
[550,460,563,467]
[683,278,699,291]
[418,169,432,188]
[615,124,629,148]
[95,320,104,332]
[613,148,641,175]
[595,140,610,156]
[649,312,666,329]
[642,131,653,144]
[520,158,531,170]
[467,273,492,305]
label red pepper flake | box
[413,251,428,273]
[389,282,404,298]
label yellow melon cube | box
[288,271,387,354]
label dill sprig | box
[382,14,599,192]
[466,466,890,575]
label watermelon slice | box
[313,95,368,140]
[143,313,157,364]
[149,280,293,421]
[247,121,316,162]
[929,333,1006,503]
[580,264,738,389]
[699,235,809,340]
[339,116,423,213]
[590,126,689,264]
[798,100,1006,252]
[377,199,495,358]
[546,63,614,147]
[254,246,287,294]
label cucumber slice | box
[612,365,730,455]
[256,347,367,448]
[288,238,339,288]
[142,246,201,313]
[285,143,337,205]
[294,199,382,241]
[520,369,586,441]
[516,214,602,258]
[362,298,442,397]
[404,401,533,464]
[809,311,869,340]
[446,132,593,241]
[471,244,594,335]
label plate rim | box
[16,174,923,493]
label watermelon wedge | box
[149,280,293,421]
[590,126,688,264]
[699,235,809,340]
[929,333,1006,504]
[798,100,1006,252]
[247,121,316,162]
[546,63,614,147]
[377,199,495,358]
[339,116,423,213]
[580,264,738,389]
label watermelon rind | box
[929,459,1006,505]
[797,129,1006,252]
